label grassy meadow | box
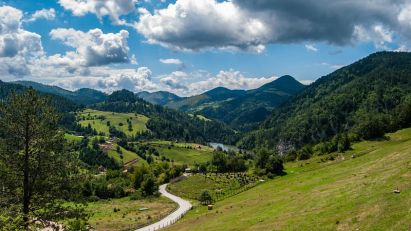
[166,128,411,231]
[86,196,177,231]
[77,109,149,137]
[168,174,260,202]
[146,141,214,165]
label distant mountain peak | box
[257,75,305,94]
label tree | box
[133,163,151,189]
[0,89,86,230]
[140,174,158,196]
[211,152,228,172]
[199,190,213,205]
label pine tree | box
[0,89,87,230]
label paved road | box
[136,184,192,231]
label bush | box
[199,190,213,205]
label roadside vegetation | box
[86,196,177,231]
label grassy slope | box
[167,128,411,231]
[107,144,145,165]
[78,109,149,137]
[87,196,177,231]
[146,141,214,165]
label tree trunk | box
[23,121,30,230]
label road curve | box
[136,183,192,231]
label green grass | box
[145,141,214,165]
[86,196,177,231]
[106,144,145,166]
[168,174,260,202]
[77,109,149,137]
[166,128,411,231]
[64,133,83,143]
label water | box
[209,142,240,152]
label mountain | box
[166,76,305,131]
[241,51,411,151]
[94,89,240,144]
[0,80,79,113]
[14,81,107,105]
[136,91,182,106]
[166,87,246,111]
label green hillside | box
[137,91,182,106]
[14,80,107,105]
[167,76,305,131]
[94,89,239,144]
[77,109,149,137]
[242,52,411,150]
[167,127,411,231]
[146,141,214,165]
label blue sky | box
[0,0,408,96]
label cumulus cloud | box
[353,24,393,49]
[49,28,131,67]
[25,8,56,22]
[0,6,43,77]
[0,6,43,58]
[135,0,269,52]
[58,0,137,25]
[43,66,159,93]
[159,58,183,65]
[157,69,278,96]
[186,69,278,95]
[134,0,411,52]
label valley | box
[1,52,411,231]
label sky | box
[0,0,410,96]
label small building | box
[185,168,192,173]
[208,205,213,210]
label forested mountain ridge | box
[14,80,107,105]
[136,91,182,106]
[94,90,240,144]
[165,87,246,111]
[166,75,305,131]
[0,80,79,112]
[241,51,411,152]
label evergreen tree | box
[0,89,87,230]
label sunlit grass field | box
[146,141,214,165]
[87,196,177,231]
[166,128,411,231]
[77,109,149,137]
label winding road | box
[136,184,192,231]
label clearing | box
[77,109,149,137]
[145,141,214,166]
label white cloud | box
[37,66,159,93]
[0,6,43,77]
[353,24,393,49]
[49,28,132,67]
[159,58,183,65]
[157,69,278,96]
[58,0,137,25]
[305,44,318,52]
[0,6,43,58]
[133,0,411,52]
[135,0,269,52]
[25,8,56,22]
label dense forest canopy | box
[94,89,240,144]
[241,52,411,152]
